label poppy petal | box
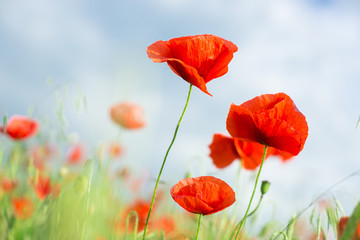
[226,104,259,142]
[146,40,173,63]
[253,116,303,155]
[209,134,239,168]
[147,40,211,95]
[267,147,294,162]
[233,139,265,170]
[172,195,214,215]
[204,44,237,83]
[167,60,211,95]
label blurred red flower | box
[1,178,18,193]
[12,197,34,219]
[153,215,176,235]
[116,167,130,181]
[147,34,238,96]
[226,93,308,155]
[34,174,52,201]
[338,216,360,240]
[109,142,123,159]
[0,115,38,140]
[110,102,145,130]
[67,144,84,164]
[170,176,235,215]
[51,183,61,198]
[30,144,57,170]
[209,133,294,170]
[126,199,152,231]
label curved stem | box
[230,194,264,239]
[234,145,268,240]
[195,214,202,240]
[248,194,264,218]
[142,85,193,240]
[124,211,138,240]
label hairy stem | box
[142,85,193,239]
[195,214,203,240]
[234,145,268,239]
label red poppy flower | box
[109,142,123,158]
[117,167,130,181]
[12,197,34,219]
[153,215,176,235]
[338,216,360,240]
[147,34,238,96]
[226,93,308,155]
[51,183,61,198]
[1,178,18,193]
[126,199,152,231]
[170,176,235,215]
[31,144,57,170]
[209,133,294,170]
[110,102,146,130]
[34,174,52,200]
[67,144,84,164]
[0,115,38,140]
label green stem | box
[230,194,264,239]
[124,211,138,240]
[234,145,268,240]
[195,214,202,240]
[80,159,94,240]
[142,85,193,240]
[316,214,321,240]
[248,194,264,217]
[272,170,359,240]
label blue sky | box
[1,0,359,225]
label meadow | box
[0,34,359,240]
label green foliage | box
[326,204,338,236]
[286,215,297,239]
[0,86,358,240]
[270,231,288,240]
[340,201,360,240]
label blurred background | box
[0,0,359,226]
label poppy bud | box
[184,171,192,179]
[260,180,270,195]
